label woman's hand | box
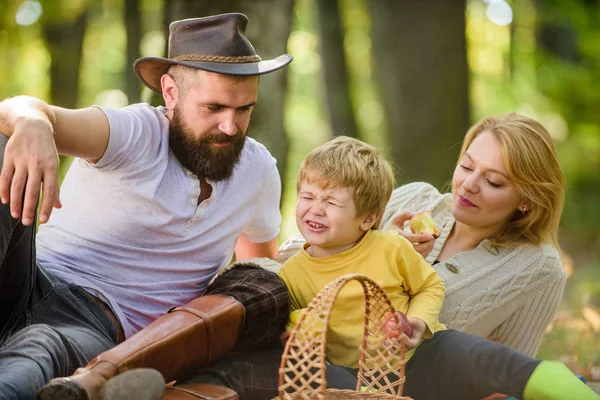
[402,317,427,350]
[388,211,436,258]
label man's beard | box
[169,107,246,181]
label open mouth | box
[306,221,327,230]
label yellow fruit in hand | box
[408,211,440,238]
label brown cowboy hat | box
[133,13,293,94]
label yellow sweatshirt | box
[279,229,446,368]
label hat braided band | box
[174,54,262,63]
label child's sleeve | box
[396,237,446,338]
[278,263,303,312]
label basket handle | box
[277,273,407,399]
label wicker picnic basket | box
[275,274,412,399]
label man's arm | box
[235,235,279,261]
[0,96,110,225]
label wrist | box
[408,317,427,331]
[10,96,56,136]
[15,115,55,137]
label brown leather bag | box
[164,383,238,400]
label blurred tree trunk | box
[315,0,358,138]
[40,11,88,109]
[124,0,142,104]
[535,0,580,64]
[162,0,294,198]
[533,0,600,260]
[40,6,90,178]
[367,0,469,189]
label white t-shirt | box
[36,103,281,338]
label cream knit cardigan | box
[275,182,566,358]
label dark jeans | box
[179,330,541,400]
[0,135,119,400]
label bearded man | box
[0,13,291,400]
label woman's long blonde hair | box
[458,113,565,248]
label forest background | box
[1,0,598,379]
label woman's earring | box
[520,206,527,213]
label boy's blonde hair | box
[297,136,394,229]
[459,113,565,248]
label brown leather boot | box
[93,369,238,400]
[37,295,245,400]
[98,368,166,400]
[163,383,238,400]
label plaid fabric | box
[204,262,290,351]
[177,344,283,399]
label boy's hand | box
[402,317,427,350]
[382,311,412,338]
[279,330,291,346]
[389,211,436,258]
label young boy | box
[279,136,446,371]
[279,136,598,400]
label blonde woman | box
[378,113,575,398]
[383,113,565,357]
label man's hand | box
[0,118,62,225]
[402,317,427,350]
[389,211,437,258]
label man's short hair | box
[167,65,257,99]
[167,64,196,98]
[297,136,394,229]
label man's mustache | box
[204,133,239,144]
